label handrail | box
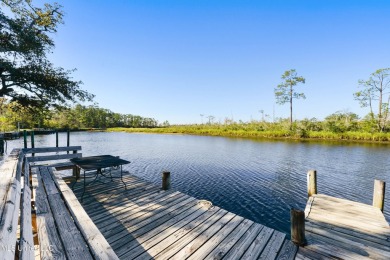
[22,146,81,154]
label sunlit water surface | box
[3,132,390,235]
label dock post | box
[373,180,386,212]
[0,138,4,155]
[73,166,80,179]
[67,130,70,154]
[162,171,171,190]
[23,130,27,149]
[56,130,58,147]
[291,209,306,246]
[31,131,35,156]
[307,170,317,197]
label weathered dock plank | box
[299,193,390,260]
[117,204,207,257]
[32,170,66,260]
[19,158,34,260]
[170,211,237,259]
[39,168,93,259]
[240,226,274,259]
[51,169,118,259]
[276,240,299,260]
[205,218,254,259]
[223,223,265,259]
[70,172,296,259]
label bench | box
[24,146,83,178]
[0,148,118,259]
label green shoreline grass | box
[107,126,390,143]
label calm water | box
[4,132,390,235]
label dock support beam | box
[73,166,80,179]
[67,130,70,154]
[0,138,4,155]
[307,170,317,197]
[56,130,59,147]
[291,209,306,246]
[31,131,35,156]
[373,180,386,212]
[23,130,27,149]
[162,171,171,190]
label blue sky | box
[45,0,390,124]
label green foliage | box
[47,104,158,129]
[0,0,93,108]
[109,112,390,143]
[0,100,158,129]
[323,111,359,133]
[354,68,390,132]
[274,69,306,125]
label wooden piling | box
[56,130,59,147]
[162,171,171,190]
[73,166,80,179]
[307,170,317,197]
[291,208,305,246]
[67,130,70,154]
[23,130,27,149]
[0,138,4,155]
[373,180,386,212]
[31,131,35,156]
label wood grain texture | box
[40,167,93,259]
[276,239,298,260]
[300,193,390,260]
[68,171,298,260]
[27,153,82,162]
[0,149,22,260]
[23,146,81,154]
[0,178,21,260]
[373,180,386,212]
[205,218,254,260]
[19,158,34,260]
[51,169,119,260]
[0,149,20,226]
[223,223,264,260]
[32,172,66,260]
[118,205,207,258]
[187,215,244,260]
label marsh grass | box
[108,121,390,143]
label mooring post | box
[67,130,70,154]
[162,171,171,190]
[31,131,35,156]
[307,170,317,197]
[291,208,306,246]
[23,130,27,149]
[0,138,4,155]
[56,130,59,147]
[73,166,80,179]
[373,180,386,212]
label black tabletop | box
[70,155,130,170]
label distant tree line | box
[0,101,158,130]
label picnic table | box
[71,155,130,201]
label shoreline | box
[106,127,390,145]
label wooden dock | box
[2,143,389,259]
[1,145,298,259]
[68,170,298,259]
[294,171,390,260]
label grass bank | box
[108,125,390,143]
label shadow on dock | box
[66,170,297,259]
